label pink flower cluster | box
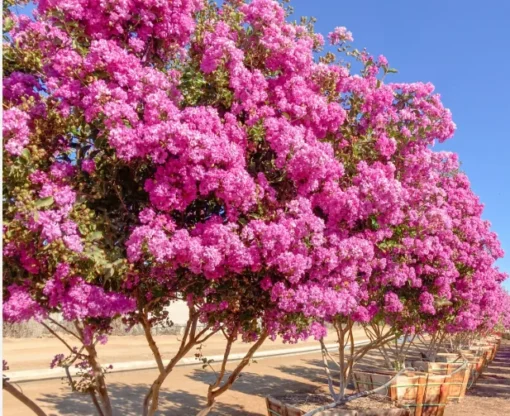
[328,26,353,44]
[43,266,136,321]
[27,163,84,253]
[3,0,508,347]
[3,284,47,323]
[3,108,31,156]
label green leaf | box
[370,216,380,230]
[387,68,398,74]
[4,17,15,33]
[89,231,103,241]
[79,223,89,235]
[35,196,54,209]
[20,149,31,162]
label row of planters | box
[266,334,502,416]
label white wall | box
[165,300,190,325]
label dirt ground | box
[3,330,355,372]
[3,339,509,415]
[444,340,510,416]
[3,350,333,415]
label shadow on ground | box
[37,366,319,416]
[38,384,259,416]
[187,368,318,397]
[28,342,510,416]
[465,345,510,399]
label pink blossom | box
[81,159,96,174]
[3,108,31,156]
[328,26,353,44]
[3,285,47,323]
[384,292,404,313]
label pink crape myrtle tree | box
[367,149,508,370]
[3,0,510,415]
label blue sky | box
[12,1,509,288]
[288,0,510,289]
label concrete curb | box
[5,340,370,383]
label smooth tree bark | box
[141,307,219,416]
[196,330,269,416]
[3,380,48,416]
[319,338,339,401]
[39,320,111,416]
[193,330,269,416]
[74,322,114,416]
[319,318,398,401]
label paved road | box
[4,332,355,372]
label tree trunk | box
[143,350,190,416]
[84,345,113,416]
[141,312,165,375]
[195,331,269,415]
[89,391,106,416]
[196,397,215,416]
[142,314,208,416]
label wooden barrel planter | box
[408,362,471,402]
[265,396,409,416]
[352,370,401,400]
[473,351,489,382]
[352,371,454,416]
[435,351,487,384]
[485,338,501,360]
[470,344,496,362]
[468,346,493,365]
[266,396,305,416]
[435,353,462,363]
[472,336,501,362]
[392,373,452,416]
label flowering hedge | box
[3,0,509,415]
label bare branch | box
[211,327,238,389]
[320,338,338,401]
[89,390,106,416]
[197,330,269,416]
[140,311,165,375]
[40,322,87,358]
[3,380,48,416]
[47,318,81,341]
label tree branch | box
[140,310,165,375]
[47,318,81,341]
[3,379,48,416]
[320,338,338,401]
[40,322,87,358]
[211,327,238,389]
